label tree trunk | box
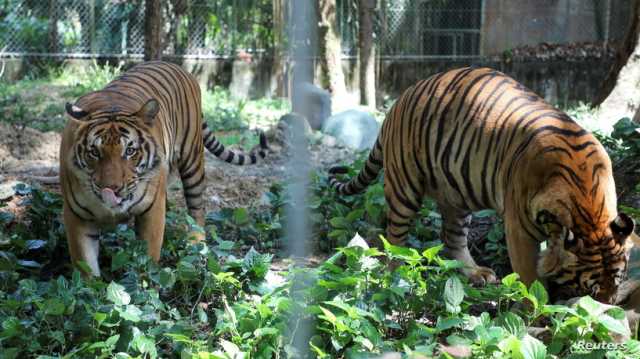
[270,0,286,97]
[359,0,376,108]
[595,0,640,124]
[144,0,162,61]
[317,0,347,102]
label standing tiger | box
[60,61,267,276]
[329,67,635,303]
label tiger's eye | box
[90,147,100,158]
[125,147,136,156]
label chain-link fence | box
[0,0,273,58]
[1,0,146,57]
[0,0,631,59]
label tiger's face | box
[536,210,635,304]
[66,100,161,212]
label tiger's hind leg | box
[178,147,206,242]
[439,204,497,285]
[383,170,424,246]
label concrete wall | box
[482,0,630,55]
[377,58,612,107]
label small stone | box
[321,109,380,150]
[0,180,21,201]
[320,135,337,147]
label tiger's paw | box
[463,266,498,286]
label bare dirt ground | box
[0,121,356,213]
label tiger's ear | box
[610,213,635,244]
[136,99,159,125]
[65,102,89,121]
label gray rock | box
[321,109,380,150]
[292,82,331,130]
[277,113,312,136]
[320,134,338,147]
[0,180,20,201]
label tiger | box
[60,61,268,276]
[328,67,635,303]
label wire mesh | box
[0,0,273,58]
[0,0,631,59]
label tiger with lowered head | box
[60,61,267,276]
[329,67,635,303]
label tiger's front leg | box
[135,179,167,262]
[504,219,540,287]
[439,204,498,285]
[63,204,101,276]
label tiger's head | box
[64,99,162,211]
[534,199,635,304]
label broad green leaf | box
[119,305,142,322]
[216,240,235,251]
[422,244,443,262]
[177,260,199,281]
[346,209,365,222]
[444,277,465,314]
[254,327,279,337]
[106,282,131,306]
[578,296,603,317]
[197,306,208,323]
[43,298,65,316]
[529,281,548,307]
[498,312,526,338]
[233,207,249,225]
[436,317,463,332]
[501,273,520,287]
[132,333,157,356]
[318,306,337,325]
[597,313,630,336]
[158,267,176,288]
[220,338,241,358]
[105,334,120,347]
[94,312,108,325]
[111,252,129,271]
[520,334,546,359]
[498,335,522,358]
[380,236,421,261]
[329,217,349,229]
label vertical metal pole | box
[121,20,128,56]
[286,0,315,354]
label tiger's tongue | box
[101,188,123,207]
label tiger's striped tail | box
[329,138,383,195]
[202,122,268,165]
